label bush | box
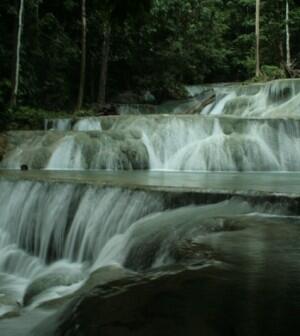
[261,65,285,80]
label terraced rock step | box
[2,170,300,199]
[3,115,300,171]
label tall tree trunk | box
[76,0,87,111]
[10,0,24,107]
[255,0,261,77]
[286,0,292,68]
[97,23,111,105]
[34,0,40,50]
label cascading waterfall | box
[0,176,297,321]
[3,116,300,171]
[1,129,149,170]
[1,79,300,335]
[2,79,300,172]
[0,179,163,314]
[202,79,300,117]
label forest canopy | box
[0,0,300,113]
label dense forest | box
[0,0,300,116]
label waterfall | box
[1,79,300,335]
[202,79,300,117]
[4,116,300,171]
[45,118,102,131]
[0,179,163,313]
[3,79,300,172]
[0,176,295,315]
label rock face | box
[38,266,232,336]
[32,211,300,336]
[36,257,300,336]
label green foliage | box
[0,0,300,116]
[261,65,285,80]
[2,106,69,131]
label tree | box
[76,0,87,111]
[97,0,152,105]
[286,0,291,68]
[10,0,24,107]
[255,0,261,77]
[97,12,111,105]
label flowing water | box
[3,116,300,171]
[0,178,299,335]
[2,79,300,171]
[0,179,163,314]
[1,79,300,335]
[202,79,300,117]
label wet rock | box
[41,265,233,336]
[171,240,217,263]
[124,238,162,271]
[0,308,21,320]
[23,268,84,306]
[121,141,149,170]
[82,265,137,294]
[35,265,137,310]
[0,133,8,161]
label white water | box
[202,79,300,117]
[0,180,162,315]
[46,135,86,169]
[0,176,292,318]
[73,118,102,131]
[45,118,102,131]
[0,177,286,314]
[3,79,300,171]
[3,116,300,171]
[110,116,300,171]
[44,119,72,131]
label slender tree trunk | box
[255,0,261,77]
[76,0,87,111]
[34,0,40,50]
[10,0,24,107]
[97,23,111,105]
[286,0,292,68]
